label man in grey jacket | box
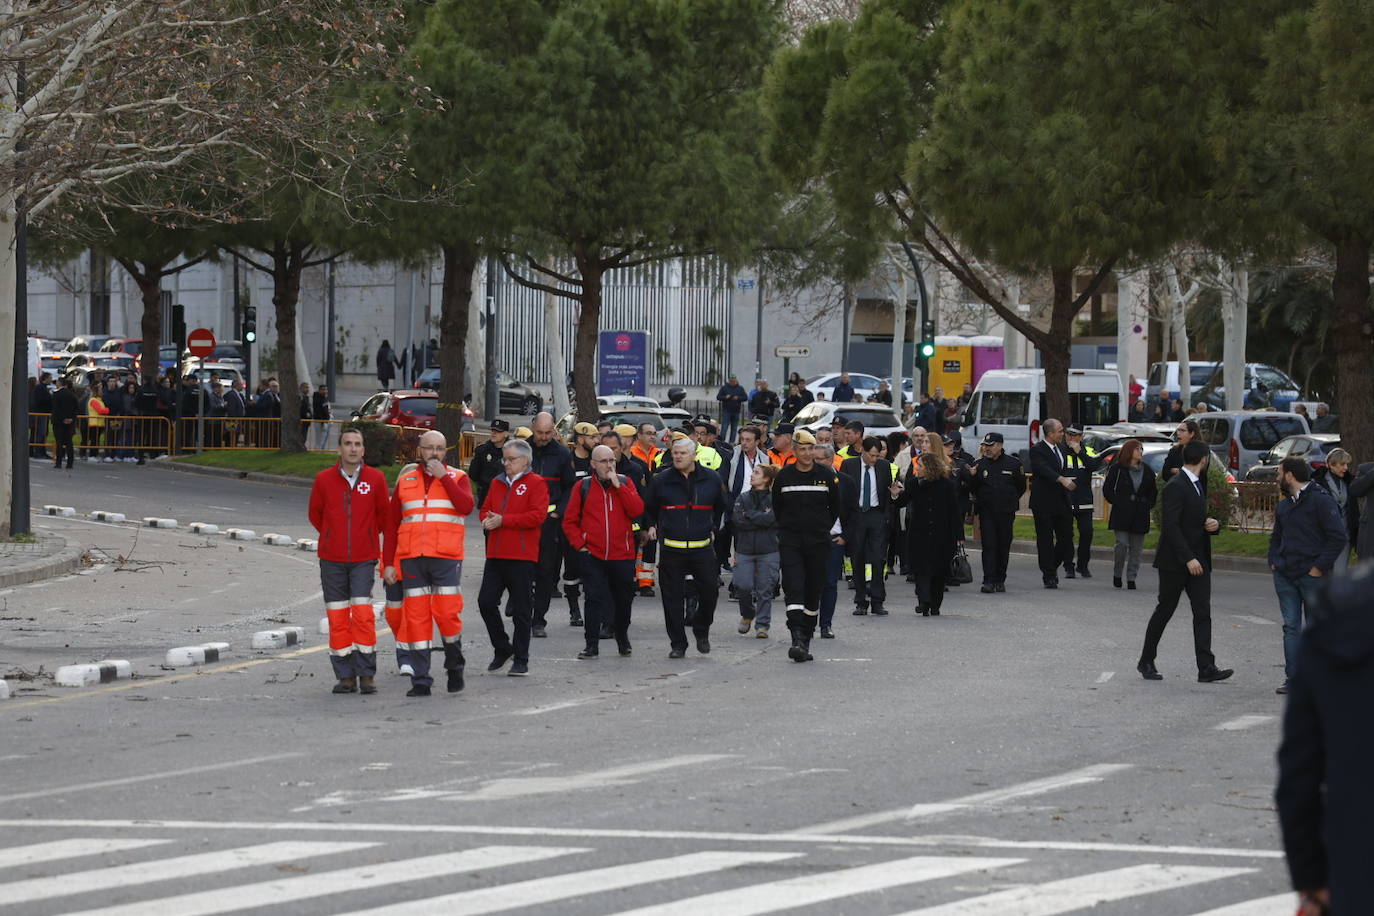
[1270,457,1349,695]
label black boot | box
[803,635,814,661]
[788,628,807,662]
[444,638,466,693]
[567,588,583,627]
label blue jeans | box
[733,551,779,628]
[1274,571,1322,680]
[720,412,740,443]
[817,542,846,630]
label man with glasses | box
[476,439,548,677]
[564,445,644,659]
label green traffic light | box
[920,342,935,358]
[244,330,257,343]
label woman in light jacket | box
[732,463,780,639]
[1102,439,1157,589]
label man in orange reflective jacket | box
[382,430,475,697]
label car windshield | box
[1255,366,1296,391]
[399,397,437,417]
[600,411,663,428]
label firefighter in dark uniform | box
[644,436,729,658]
[967,431,1026,593]
[772,429,843,662]
[467,419,510,507]
[528,412,577,637]
[1061,426,1102,578]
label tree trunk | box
[571,249,603,421]
[436,241,475,451]
[890,270,907,384]
[133,259,167,388]
[0,201,16,537]
[1040,266,1077,423]
[1330,235,1373,461]
[1164,264,1192,406]
[1218,259,1248,411]
[272,243,306,453]
[546,288,570,420]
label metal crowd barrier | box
[28,413,176,458]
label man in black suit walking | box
[840,436,895,616]
[1028,418,1076,588]
[1137,439,1234,683]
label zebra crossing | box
[0,831,1290,916]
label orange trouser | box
[321,560,377,679]
[392,555,464,689]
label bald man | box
[382,430,475,696]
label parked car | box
[351,389,475,433]
[182,364,245,389]
[416,367,544,416]
[181,341,246,373]
[599,395,661,410]
[64,365,137,392]
[960,369,1125,455]
[61,334,119,355]
[158,345,180,370]
[805,372,884,404]
[1145,361,1301,411]
[1193,410,1310,477]
[1094,440,1177,476]
[1080,423,1173,456]
[556,409,673,445]
[787,401,906,438]
[1243,433,1343,482]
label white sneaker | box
[398,664,414,677]
[102,457,114,463]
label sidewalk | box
[0,528,86,589]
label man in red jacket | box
[477,438,549,677]
[563,445,644,659]
[308,427,391,695]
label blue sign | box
[598,330,649,397]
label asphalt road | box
[0,458,1299,915]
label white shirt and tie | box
[859,461,880,511]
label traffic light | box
[243,307,257,343]
[919,319,936,361]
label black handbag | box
[948,546,973,584]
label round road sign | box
[187,328,216,359]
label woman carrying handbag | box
[1102,438,1157,589]
[896,432,965,616]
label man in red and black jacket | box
[308,426,391,695]
[563,444,645,660]
[477,438,549,677]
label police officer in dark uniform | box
[528,412,576,637]
[1061,426,1102,578]
[968,432,1026,593]
[467,419,510,507]
[644,436,730,658]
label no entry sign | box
[187,328,216,359]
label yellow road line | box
[3,644,329,710]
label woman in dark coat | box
[1102,438,1157,589]
[896,431,964,616]
[376,340,398,391]
[1159,418,1203,490]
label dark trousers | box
[581,555,635,650]
[30,416,49,457]
[478,558,534,664]
[1033,508,1073,580]
[781,537,831,638]
[1070,508,1093,571]
[849,509,888,609]
[715,519,734,569]
[978,510,1014,584]
[816,540,846,630]
[53,422,75,467]
[533,517,564,626]
[1140,569,1216,670]
[720,412,740,442]
[912,551,949,612]
[658,546,718,651]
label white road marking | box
[893,864,1256,915]
[1,841,372,905]
[442,754,734,802]
[516,698,601,716]
[62,845,584,916]
[0,819,1285,858]
[1215,715,1276,732]
[790,763,1134,835]
[0,753,305,804]
[1233,614,1276,626]
[0,839,170,870]
[1188,893,1294,915]
[342,850,802,916]
[108,494,136,500]
[204,505,239,512]
[606,855,1023,916]
[1096,671,1115,683]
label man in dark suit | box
[1137,439,1233,683]
[840,436,894,616]
[1028,418,1076,588]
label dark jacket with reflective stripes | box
[644,464,728,545]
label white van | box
[961,369,1124,455]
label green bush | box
[346,420,399,468]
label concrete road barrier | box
[89,511,126,523]
[262,533,294,546]
[251,627,306,650]
[296,539,318,552]
[225,528,258,541]
[164,642,231,667]
[55,660,132,687]
[189,523,220,535]
[43,505,75,517]
[0,679,9,699]
[143,517,178,529]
